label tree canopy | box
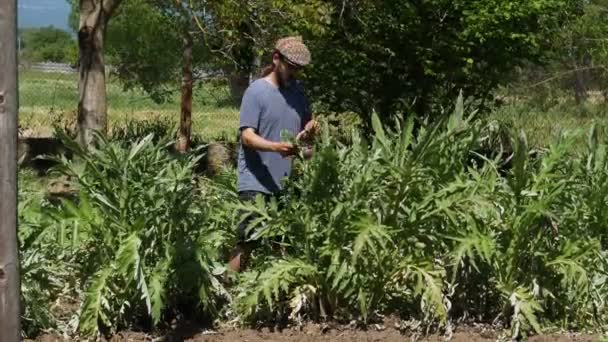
[65,0,597,136]
[303,0,577,120]
[19,26,76,64]
[103,0,200,103]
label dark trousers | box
[231,190,284,272]
[237,190,277,243]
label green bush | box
[20,26,76,64]
[109,118,177,146]
[18,96,608,339]
[41,132,230,336]
[232,96,608,337]
[19,171,71,336]
[304,0,575,121]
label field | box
[19,70,239,140]
[17,71,608,341]
[12,0,608,338]
[490,92,608,149]
[19,70,608,148]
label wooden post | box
[0,0,22,340]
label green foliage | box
[19,26,77,64]
[20,1,608,339]
[105,0,211,103]
[499,0,608,108]
[105,0,181,102]
[18,171,70,336]
[18,96,608,338]
[32,132,230,336]
[109,117,177,145]
[231,100,482,324]
[304,0,575,120]
[193,0,331,75]
[228,95,608,337]
[553,0,608,62]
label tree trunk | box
[573,59,588,105]
[176,32,193,153]
[228,71,250,107]
[227,23,255,107]
[574,73,588,105]
[76,0,121,148]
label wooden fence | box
[29,62,76,74]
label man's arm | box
[241,128,296,156]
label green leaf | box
[371,111,388,148]
[115,233,142,280]
[149,258,171,325]
[351,216,392,263]
[448,90,464,131]
[79,267,113,335]
[509,288,544,336]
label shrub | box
[232,95,608,337]
[19,96,608,338]
[44,132,229,336]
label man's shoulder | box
[241,79,269,107]
[246,78,270,94]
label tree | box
[104,0,330,151]
[302,0,576,122]
[191,0,331,105]
[19,26,76,64]
[105,2,181,101]
[104,0,207,152]
[158,1,199,152]
[555,0,608,103]
[70,0,124,148]
[500,0,608,107]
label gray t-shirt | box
[237,78,311,194]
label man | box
[228,36,319,272]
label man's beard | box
[277,68,292,88]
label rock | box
[46,176,77,202]
[205,142,234,176]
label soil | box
[28,324,602,342]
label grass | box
[19,69,608,147]
[488,97,608,149]
[19,70,239,140]
[16,71,608,339]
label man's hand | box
[242,128,294,155]
[297,119,320,142]
[305,119,320,134]
[272,142,297,157]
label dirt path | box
[31,327,601,342]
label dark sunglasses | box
[280,54,303,71]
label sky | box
[18,0,71,31]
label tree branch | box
[102,0,123,17]
[524,65,607,89]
